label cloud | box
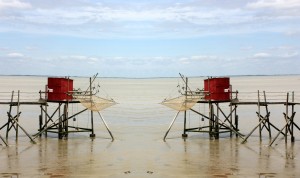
[0,0,31,10]
[0,51,299,77]
[0,47,10,51]
[1,1,299,38]
[179,57,190,64]
[191,55,218,61]
[6,52,24,58]
[280,51,299,58]
[247,0,300,9]
[56,55,100,64]
[253,52,271,58]
[285,30,300,37]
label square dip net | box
[161,95,201,111]
[76,95,116,112]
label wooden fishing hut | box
[0,75,114,146]
[38,77,96,139]
[181,77,241,140]
[174,76,300,146]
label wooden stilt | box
[63,103,69,138]
[235,114,239,138]
[58,103,62,139]
[164,111,180,141]
[215,103,219,139]
[285,93,289,143]
[291,92,295,142]
[33,108,89,139]
[263,91,272,139]
[7,112,36,144]
[269,112,296,146]
[215,104,238,132]
[89,77,96,138]
[182,77,188,138]
[242,116,267,144]
[269,92,299,146]
[258,90,262,140]
[209,102,213,139]
[15,90,20,141]
[6,91,14,139]
[0,134,8,147]
[97,111,114,141]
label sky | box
[0,0,300,77]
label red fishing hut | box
[46,77,73,101]
[204,77,231,101]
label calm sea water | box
[0,75,300,177]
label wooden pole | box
[269,112,296,146]
[7,112,36,144]
[263,91,272,139]
[39,90,43,137]
[242,116,267,144]
[258,90,262,140]
[285,93,289,143]
[0,134,8,146]
[16,90,20,141]
[291,92,295,142]
[235,112,239,138]
[235,91,239,138]
[182,77,188,138]
[44,102,48,137]
[58,103,62,139]
[215,103,219,139]
[230,104,233,137]
[164,111,180,141]
[63,103,68,138]
[90,77,95,138]
[97,111,114,141]
[209,102,214,139]
[6,91,14,138]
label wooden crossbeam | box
[7,112,36,144]
[269,112,296,146]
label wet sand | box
[1,127,300,177]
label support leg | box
[90,110,96,138]
[263,91,272,138]
[235,115,239,138]
[163,111,180,141]
[97,111,114,141]
[0,134,8,146]
[7,113,36,144]
[269,112,296,146]
[242,115,267,144]
[209,103,214,139]
[214,103,219,139]
[6,91,14,138]
[182,110,188,138]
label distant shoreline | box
[0,74,299,79]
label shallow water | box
[1,75,300,177]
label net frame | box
[161,94,201,111]
[75,95,117,112]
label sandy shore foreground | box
[1,124,300,178]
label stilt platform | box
[163,75,300,146]
[181,91,300,146]
[0,76,115,147]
